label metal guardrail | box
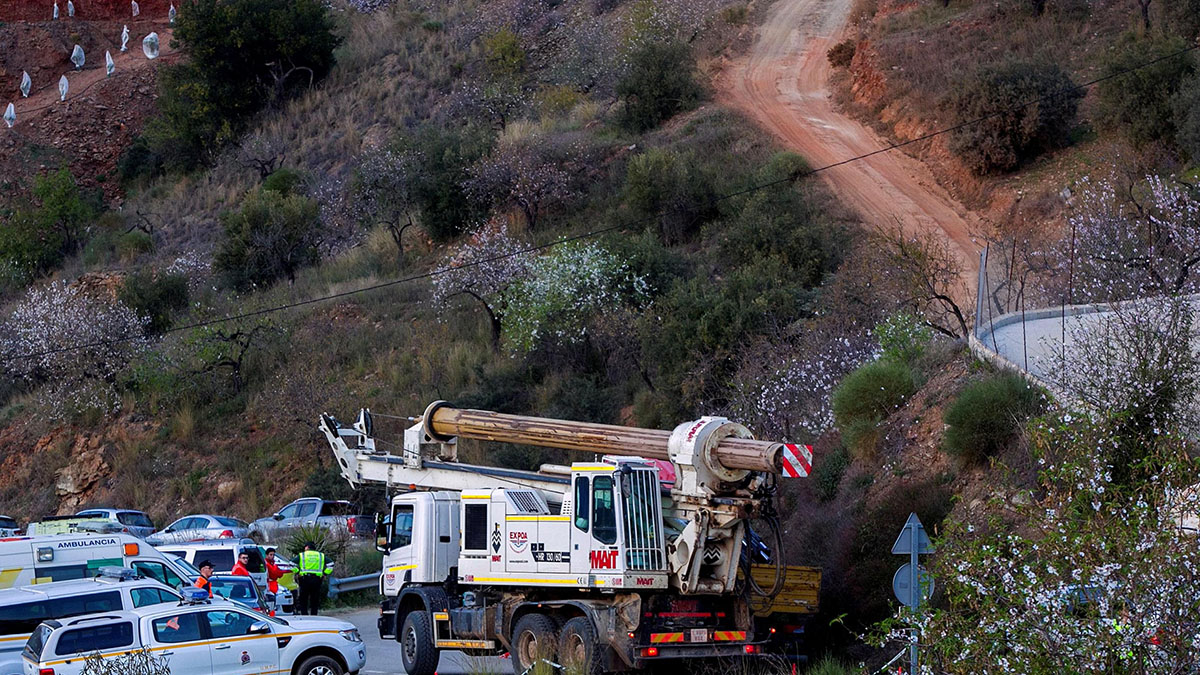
[327,572,380,598]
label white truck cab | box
[21,591,365,675]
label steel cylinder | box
[422,403,782,474]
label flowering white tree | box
[502,241,649,353]
[0,281,148,416]
[464,143,572,229]
[890,411,1200,674]
[356,146,425,259]
[1060,175,1200,304]
[431,221,532,350]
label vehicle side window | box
[574,477,590,531]
[206,550,234,571]
[592,476,617,544]
[204,610,258,639]
[54,622,134,656]
[118,512,154,528]
[277,504,300,519]
[391,506,413,549]
[50,591,122,617]
[132,588,178,608]
[174,518,197,530]
[296,502,317,518]
[152,613,203,643]
[133,561,184,588]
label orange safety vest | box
[195,575,212,597]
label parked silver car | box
[145,514,250,545]
[74,508,156,539]
[248,498,370,543]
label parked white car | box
[146,515,251,546]
[20,591,365,675]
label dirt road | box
[719,0,979,263]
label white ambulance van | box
[0,534,196,590]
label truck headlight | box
[339,629,362,643]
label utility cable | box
[2,41,1197,364]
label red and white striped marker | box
[780,443,813,478]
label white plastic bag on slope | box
[142,33,159,60]
[3,104,14,129]
[53,2,59,19]
[169,4,176,23]
[20,72,30,98]
[106,51,115,77]
[121,25,130,52]
[58,75,69,102]
[132,0,139,17]
[67,1,74,17]
[71,45,85,70]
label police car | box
[21,589,365,675]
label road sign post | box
[892,513,934,675]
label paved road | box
[333,607,510,675]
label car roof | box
[160,538,257,549]
[0,575,176,598]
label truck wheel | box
[511,613,558,675]
[399,612,439,675]
[296,655,345,675]
[558,616,606,675]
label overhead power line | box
[2,41,1197,364]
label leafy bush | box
[617,40,702,132]
[943,373,1043,463]
[148,0,340,170]
[1166,0,1200,40]
[484,28,526,77]
[945,61,1082,174]
[1095,35,1196,149]
[119,271,190,335]
[1172,73,1200,161]
[215,188,322,290]
[411,125,492,242]
[811,445,850,502]
[826,40,856,68]
[876,312,932,364]
[262,167,305,196]
[622,148,717,244]
[831,360,918,454]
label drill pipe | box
[423,405,783,474]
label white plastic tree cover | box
[121,25,130,52]
[3,104,14,129]
[132,1,139,17]
[67,1,74,17]
[169,4,176,23]
[106,51,115,77]
[71,45,85,70]
[53,3,59,19]
[58,75,69,102]
[20,72,30,98]
[142,33,159,60]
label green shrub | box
[832,360,918,454]
[1172,73,1200,161]
[1095,35,1195,148]
[826,39,856,68]
[876,312,932,364]
[483,28,525,77]
[943,373,1043,463]
[1166,0,1200,39]
[811,445,850,502]
[617,40,702,132]
[0,169,99,281]
[411,125,491,242]
[944,61,1082,174]
[116,231,154,260]
[262,167,304,195]
[215,188,322,290]
[806,656,855,675]
[622,148,716,244]
[119,271,190,335]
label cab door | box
[204,609,279,674]
[147,611,213,675]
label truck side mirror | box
[375,517,390,553]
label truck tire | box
[558,616,606,675]
[511,613,558,675]
[399,611,438,675]
[295,654,345,675]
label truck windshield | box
[620,469,664,570]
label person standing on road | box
[231,551,252,577]
[195,560,215,597]
[296,542,333,615]
[264,547,285,594]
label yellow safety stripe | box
[712,631,746,641]
[650,632,684,644]
[38,630,342,667]
[469,576,580,585]
[0,569,22,589]
[387,564,417,572]
[433,612,449,620]
[436,639,493,649]
[461,495,490,500]
[504,516,570,522]
[0,633,29,643]
[571,466,614,472]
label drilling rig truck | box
[320,401,819,675]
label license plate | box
[690,628,708,643]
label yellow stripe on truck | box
[712,631,746,641]
[650,633,684,644]
[0,569,21,589]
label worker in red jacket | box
[230,551,252,577]
[264,547,285,594]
